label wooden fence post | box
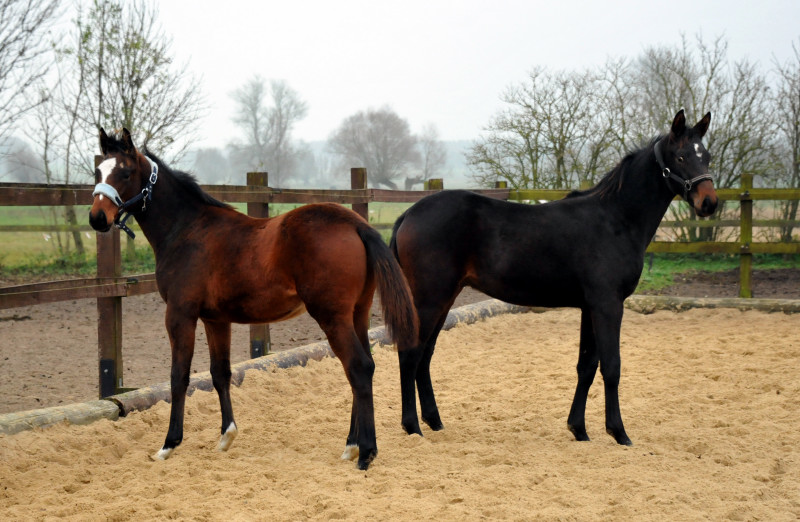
[351,168,368,221]
[424,178,444,190]
[95,155,124,398]
[247,171,271,358]
[739,173,753,298]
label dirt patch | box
[1,309,798,520]
[641,267,800,299]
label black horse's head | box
[89,128,154,233]
[657,110,718,217]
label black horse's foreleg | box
[155,311,197,460]
[203,320,237,452]
[567,308,599,441]
[591,302,632,446]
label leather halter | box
[92,155,158,239]
[653,138,713,200]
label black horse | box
[390,110,717,445]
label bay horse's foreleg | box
[154,311,197,460]
[203,319,237,452]
[567,308,599,442]
[591,302,633,446]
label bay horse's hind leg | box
[567,308,599,441]
[340,299,373,462]
[154,311,197,460]
[315,312,377,470]
[203,319,237,452]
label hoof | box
[356,449,377,470]
[152,447,174,461]
[607,428,633,446]
[340,444,359,461]
[402,421,423,437]
[423,418,444,431]
[568,424,590,442]
[218,422,238,452]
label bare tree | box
[406,123,446,189]
[468,67,613,189]
[328,106,419,189]
[773,39,800,241]
[0,0,61,143]
[230,76,307,186]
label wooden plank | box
[246,172,271,358]
[0,274,157,309]
[0,183,94,206]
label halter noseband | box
[653,138,713,200]
[92,155,158,239]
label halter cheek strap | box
[654,138,713,200]
[92,155,158,239]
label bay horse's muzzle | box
[89,198,119,233]
[691,179,718,217]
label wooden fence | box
[0,170,798,399]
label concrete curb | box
[2,295,797,435]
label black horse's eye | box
[677,156,685,163]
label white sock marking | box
[218,422,238,452]
[341,444,359,461]
[153,447,173,460]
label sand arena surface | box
[1,308,798,520]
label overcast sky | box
[158,0,799,148]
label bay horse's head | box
[655,110,718,217]
[89,128,157,237]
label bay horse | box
[89,128,417,470]
[390,110,718,445]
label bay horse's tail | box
[357,224,418,351]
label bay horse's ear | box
[121,128,136,153]
[670,109,686,137]
[694,112,711,138]
[99,127,110,155]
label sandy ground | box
[1,308,798,520]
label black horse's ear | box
[670,109,686,137]
[694,112,711,138]
[99,127,110,154]
[121,128,136,153]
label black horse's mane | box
[566,136,662,199]
[142,148,232,210]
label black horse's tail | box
[357,224,418,351]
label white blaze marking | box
[341,444,359,461]
[694,143,703,159]
[218,422,238,452]
[96,158,117,201]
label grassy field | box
[1,203,798,291]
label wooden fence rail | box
[1,171,798,398]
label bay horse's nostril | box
[89,209,109,231]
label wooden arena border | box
[1,295,798,436]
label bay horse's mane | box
[141,148,232,210]
[566,136,662,199]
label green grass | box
[635,253,800,293]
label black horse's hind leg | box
[203,319,237,452]
[591,301,632,446]
[155,310,197,460]
[400,302,452,435]
[567,308,599,441]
